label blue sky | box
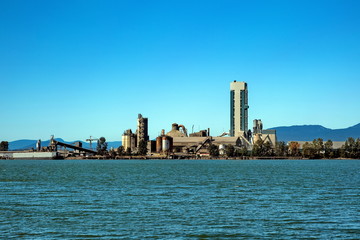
[1,0,360,141]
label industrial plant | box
[122,114,149,153]
[0,81,278,159]
[118,80,277,158]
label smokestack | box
[208,128,210,137]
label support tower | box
[136,114,149,146]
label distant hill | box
[9,138,122,151]
[270,123,360,142]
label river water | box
[1,159,360,239]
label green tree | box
[117,146,124,156]
[302,142,315,158]
[236,146,249,157]
[138,140,147,155]
[332,148,340,158]
[208,144,219,157]
[97,137,108,155]
[225,144,235,157]
[263,141,274,156]
[109,148,117,159]
[288,141,300,157]
[341,137,359,158]
[312,138,324,159]
[340,145,346,158]
[125,147,132,156]
[356,138,360,158]
[0,141,9,151]
[324,140,333,158]
[275,141,288,157]
[252,139,265,156]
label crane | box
[86,136,98,150]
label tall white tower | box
[230,81,249,137]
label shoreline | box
[1,156,358,160]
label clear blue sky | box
[1,0,360,141]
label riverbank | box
[1,151,357,160]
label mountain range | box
[270,123,360,142]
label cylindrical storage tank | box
[168,136,173,152]
[156,137,162,153]
[130,135,136,150]
[162,136,170,152]
[122,135,131,151]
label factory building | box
[121,113,149,153]
[230,82,277,148]
[172,137,244,150]
[147,122,252,155]
[123,82,278,156]
[189,129,209,137]
[230,80,249,137]
[252,119,277,146]
[166,123,188,137]
[122,129,137,152]
[288,141,345,150]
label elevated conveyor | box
[195,137,212,153]
[51,139,97,154]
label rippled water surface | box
[1,159,360,239]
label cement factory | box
[0,81,277,159]
[121,80,277,158]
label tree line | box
[2,137,360,159]
[0,141,9,151]
[207,137,360,159]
